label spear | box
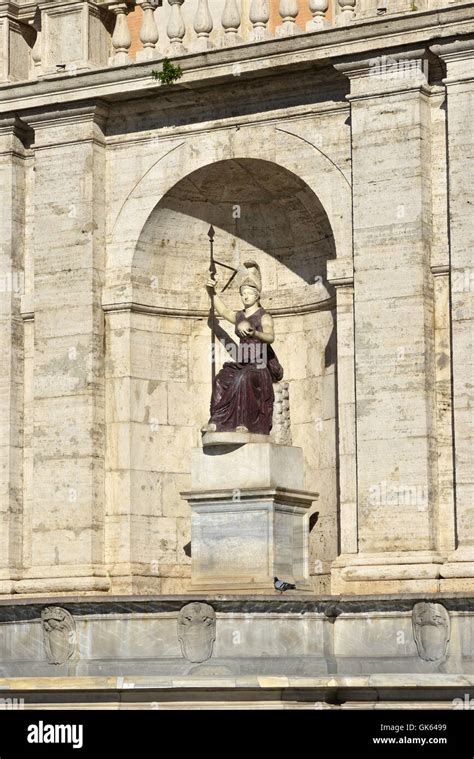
[208,225,216,385]
[207,226,240,386]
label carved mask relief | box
[412,602,450,662]
[41,606,77,665]
[177,602,216,663]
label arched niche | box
[105,157,339,594]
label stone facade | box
[0,0,472,708]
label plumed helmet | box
[239,260,262,294]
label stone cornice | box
[334,46,428,77]
[431,37,474,82]
[329,276,354,288]
[0,114,33,140]
[431,36,474,60]
[21,99,109,129]
[182,486,319,503]
[334,47,436,98]
[0,6,474,114]
[343,82,433,101]
[0,592,472,620]
[102,296,336,318]
[0,2,29,20]
[431,264,450,276]
[19,100,109,147]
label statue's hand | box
[206,276,217,294]
[237,320,254,337]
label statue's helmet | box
[239,260,262,294]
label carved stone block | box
[41,607,77,665]
[412,602,450,661]
[177,602,216,663]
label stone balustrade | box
[0,0,466,82]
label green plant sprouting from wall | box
[151,58,183,86]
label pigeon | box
[274,576,296,593]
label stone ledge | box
[0,674,472,710]
[0,674,473,691]
[0,592,472,620]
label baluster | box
[109,3,132,65]
[249,0,271,41]
[167,0,187,54]
[336,0,356,24]
[192,0,213,51]
[137,0,159,60]
[30,8,42,78]
[221,0,242,46]
[306,0,330,31]
[276,0,300,36]
[31,30,42,75]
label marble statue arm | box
[206,277,237,324]
[251,312,275,344]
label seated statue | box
[203,260,283,435]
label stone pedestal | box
[0,9,34,82]
[38,1,110,75]
[181,440,317,592]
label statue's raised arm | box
[205,276,237,324]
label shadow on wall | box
[133,157,337,319]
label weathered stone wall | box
[0,6,472,599]
[0,596,471,686]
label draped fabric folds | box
[209,307,283,434]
